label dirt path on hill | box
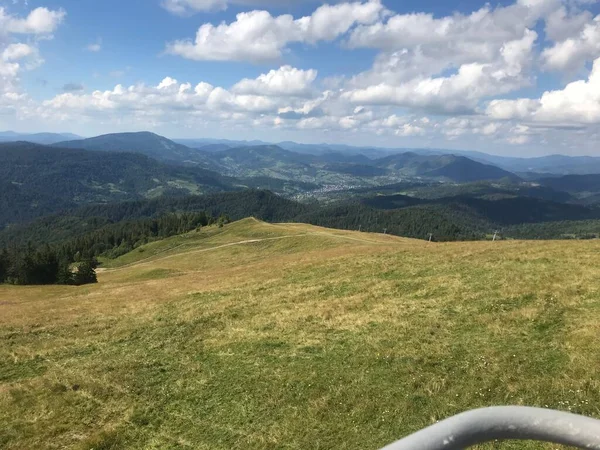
[97,230,392,273]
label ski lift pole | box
[381,406,600,450]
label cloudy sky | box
[1,0,600,155]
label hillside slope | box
[55,131,214,166]
[0,142,233,227]
[0,190,309,247]
[374,152,519,182]
[1,219,600,449]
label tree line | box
[0,211,227,286]
[4,188,600,288]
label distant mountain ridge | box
[54,131,216,168]
[176,137,600,175]
[374,152,519,182]
[0,131,82,145]
[10,129,600,175]
[53,132,521,183]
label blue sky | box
[2,0,600,155]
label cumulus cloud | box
[2,43,36,61]
[165,0,386,62]
[487,56,600,124]
[508,135,531,144]
[0,7,65,35]
[544,5,593,41]
[342,30,537,114]
[0,6,64,97]
[159,0,600,125]
[232,66,317,96]
[542,15,600,72]
[347,0,547,53]
[5,0,600,153]
[486,98,541,120]
[337,0,546,115]
[396,123,425,136]
[161,0,327,15]
[39,66,321,121]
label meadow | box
[1,218,599,449]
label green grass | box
[1,219,600,449]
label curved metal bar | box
[381,406,600,450]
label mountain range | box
[4,129,600,176]
[4,130,600,238]
[53,131,521,184]
[0,131,81,145]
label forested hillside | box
[0,143,316,227]
[0,191,309,248]
[5,186,600,257]
[51,132,525,185]
[373,152,518,182]
[361,194,600,225]
[55,131,215,166]
[0,190,310,286]
[0,211,218,286]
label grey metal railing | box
[381,406,600,449]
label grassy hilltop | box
[1,218,600,449]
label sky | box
[1,0,600,156]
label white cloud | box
[161,0,331,15]
[347,0,545,53]
[487,56,600,124]
[86,38,102,52]
[0,6,63,97]
[38,66,321,121]
[2,43,35,61]
[157,76,179,90]
[545,5,593,41]
[340,0,542,114]
[5,0,600,155]
[0,7,65,35]
[396,123,425,136]
[486,98,541,119]
[508,134,531,144]
[232,65,317,96]
[165,0,386,62]
[343,30,537,114]
[162,0,227,15]
[480,122,502,135]
[542,15,600,72]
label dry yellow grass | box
[1,218,600,449]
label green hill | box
[0,190,309,248]
[1,219,600,449]
[539,174,600,199]
[209,145,317,178]
[0,142,234,227]
[361,194,600,226]
[54,131,215,167]
[374,152,519,182]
